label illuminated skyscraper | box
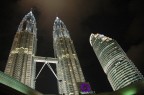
[90,33,144,90]
[4,12,87,94]
[53,17,85,95]
[4,11,37,88]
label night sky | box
[0,0,144,94]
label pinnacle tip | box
[29,8,34,14]
[56,17,59,19]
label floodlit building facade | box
[90,33,144,90]
[4,11,87,94]
[4,11,37,88]
[53,17,85,95]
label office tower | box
[4,11,37,88]
[89,33,144,90]
[53,17,85,95]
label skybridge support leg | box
[46,62,59,80]
[35,63,46,80]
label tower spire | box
[30,8,33,13]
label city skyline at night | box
[0,0,144,94]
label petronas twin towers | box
[4,10,143,94]
[4,11,85,95]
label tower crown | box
[53,17,66,29]
[90,33,112,46]
[18,11,37,34]
[53,17,70,41]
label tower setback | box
[53,17,85,95]
[4,11,37,88]
[90,33,144,90]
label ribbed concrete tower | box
[4,11,37,88]
[90,33,144,90]
[53,17,85,95]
